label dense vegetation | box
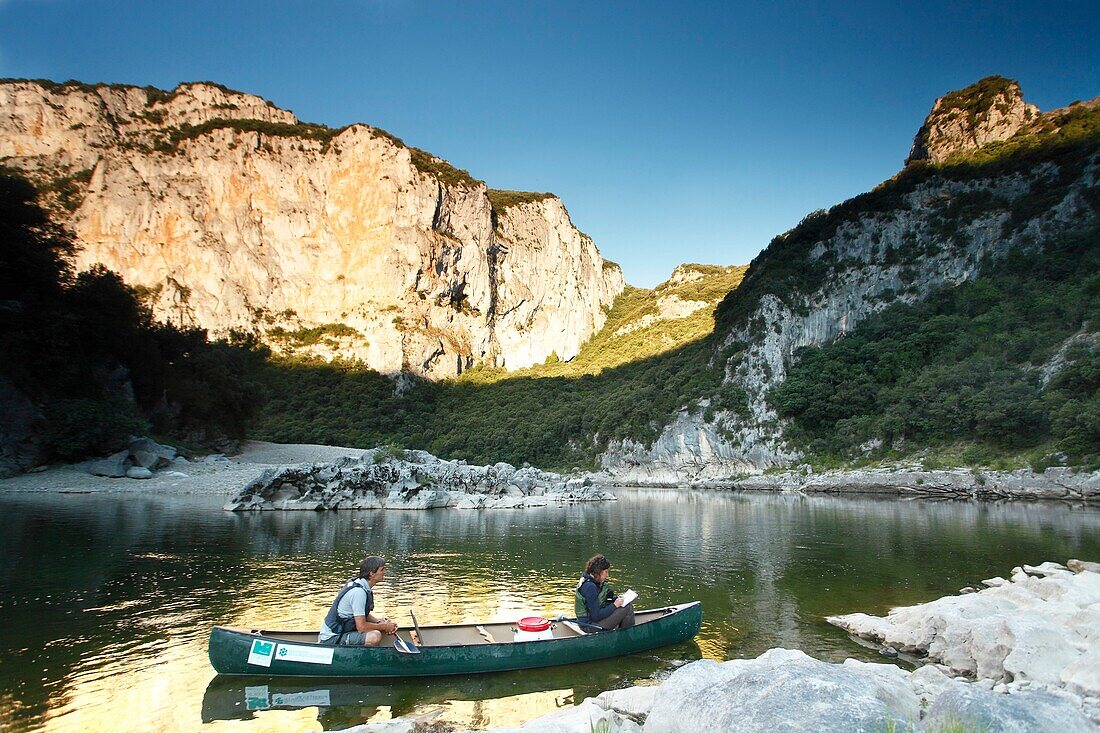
[162,118,348,151]
[772,226,1100,469]
[487,189,556,213]
[253,265,748,469]
[0,175,266,461]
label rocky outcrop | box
[84,437,178,478]
[223,447,613,510]
[906,76,1040,165]
[344,647,1094,732]
[0,80,623,378]
[828,560,1100,723]
[598,407,761,483]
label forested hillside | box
[253,265,747,469]
[772,226,1099,470]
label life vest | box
[574,573,613,621]
[323,578,374,636]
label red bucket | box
[517,616,550,632]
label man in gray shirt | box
[318,555,399,645]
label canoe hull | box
[209,602,702,677]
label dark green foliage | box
[0,176,76,306]
[44,399,148,461]
[159,118,348,153]
[254,335,726,471]
[2,78,175,105]
[406,147,482,188]
[487,189,556,214]
[771,226,1100,467]
[937,75,1017,122]
[268,322,359,346]
[362,127,482,187]
[160,332,268,440]
[0,174,267,459]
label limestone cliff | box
[600,78,1100,483]
[906,76,1039,165]
[0,79,623,377]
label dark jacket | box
[575,572,618,623]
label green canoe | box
[208,601,701,677]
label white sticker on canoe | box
[274,643,335,665]
[247,639,275,667]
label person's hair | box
[359,555,386,579]
[585,554,611,576]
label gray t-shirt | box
[318,579,374,641]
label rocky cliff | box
[905,76,1040,164]
[0,79,623,377]
[600,77,1100,483]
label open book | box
[618,589,638,607]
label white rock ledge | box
[828,559,1100,725]
[669,467,1100,503]
[223,448,614,511]
[344,648,1095,733]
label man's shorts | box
[319,631,369,646]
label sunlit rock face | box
[906,76,1040,165]
[0,80,623,377]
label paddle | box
[393,635,420,654]
[410,610,424,647]
[392,610,421,654]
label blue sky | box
[2,1,1099,287]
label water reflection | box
[0,489,1097,731]
[202,672,580,727]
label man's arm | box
[353,614,398,635]
[349,588,397,635]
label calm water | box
[1,488,1098,732]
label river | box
[1,488,1097,731]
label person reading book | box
[574,554,636,630]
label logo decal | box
[247,638,276,667]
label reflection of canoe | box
[201,677,392,722]
[201,672,573,723]
[208,602,701,677]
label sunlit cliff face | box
[0,80,625,378]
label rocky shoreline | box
[828,559,1100,723]
[343,559,1099,733]
[596,466,1100,503]
[223,447,613,511]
